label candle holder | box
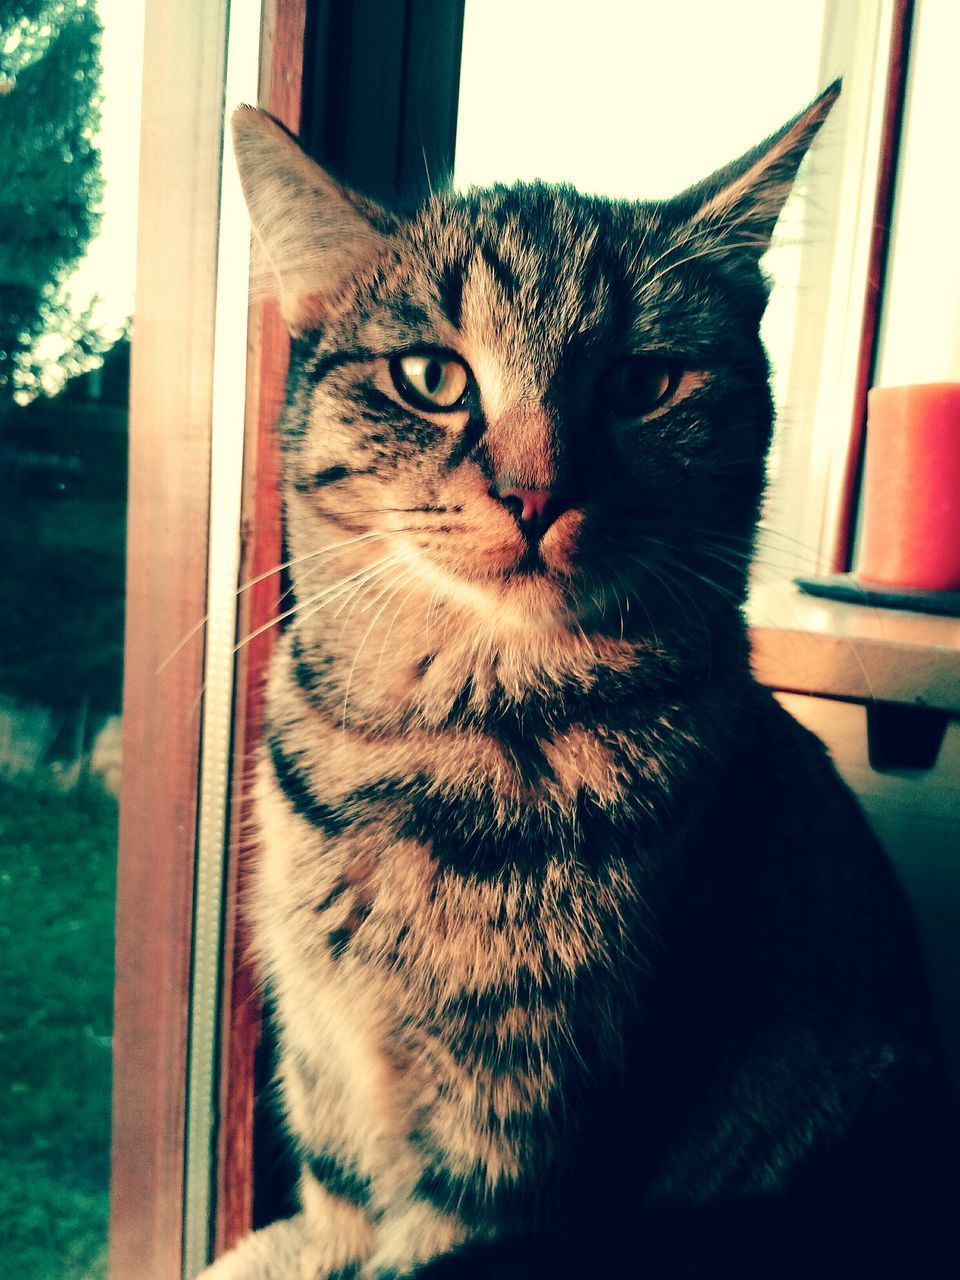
[858,383,960,591]
[796,382,960,617]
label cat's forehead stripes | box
[305,182,722,434]
[410,189,629,381]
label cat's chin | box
[409,539,616,636]
[416,553,573,633]
[464,572,573,633]
[494,571,572,627]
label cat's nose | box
[491,485,573,541]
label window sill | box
[747,580,960,713]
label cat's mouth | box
[496,539,577,589]
[513,544,550,576]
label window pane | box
[454,0,882,576]
[455,0,825,400]
[0,2,143,1275]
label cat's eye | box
[600,356,678,416]
[390,352,470,411]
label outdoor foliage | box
[0,2,126,719]
[0,8,120,1276]
[0,773,116,1280]
[0,0,106,404]
[0,488,125,714]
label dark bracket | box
[866,702,950,772]
[303,0,466,206]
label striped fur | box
[203,85,958,1280]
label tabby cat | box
[203,84,957,1280]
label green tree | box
[0,0,104,405]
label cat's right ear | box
[669,80,841,267]
[231,108,393,334]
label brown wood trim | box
[748,581,960,713]
[831,0,915,572]
[214,0,307,1257]
[108,2,230,1278]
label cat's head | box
[233,86,837,644]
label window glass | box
[0,1,143,1275]
[873,0,960,387]
[454,0,879,577]
[456,0,825,416]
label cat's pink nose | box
[492,486,573,540]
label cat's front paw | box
[197,1217,312,1280]
[197,1217,375,1280]
[360,1203,467,1280]
[299,1246,365,1280]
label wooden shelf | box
[747,581,960,713]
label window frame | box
[829,0,915,572]
[214,0,306,1258]
[766,0,915,576]
[109,0,290,1274]
[109,0,232,1274]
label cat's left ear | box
[232,107,395,333]
[674,80,840,262]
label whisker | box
[375,574,425,684]
[290,564,392,636]
[155,530,394,675]
[634,554,714,635]
[287,561,409,672]
[274,530,409,609]
[341,566,420,728]
[424,588,443,648]
[317,505,457,518]
[156,613,209,677]
[239,530,390,596]
[235,551,403,652]
[331,557,405,622]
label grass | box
[0,495,125,716]
[0,773,116,1280]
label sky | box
[29,0,145,395]
[454,0,828,417]
[455,0,828,198]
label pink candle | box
[856,383,960,592]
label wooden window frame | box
[750,0,914,579]
[214,0,307,1258]
[109,1,301,1276]
[829,0,914,572]
[109,0,233,1274]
